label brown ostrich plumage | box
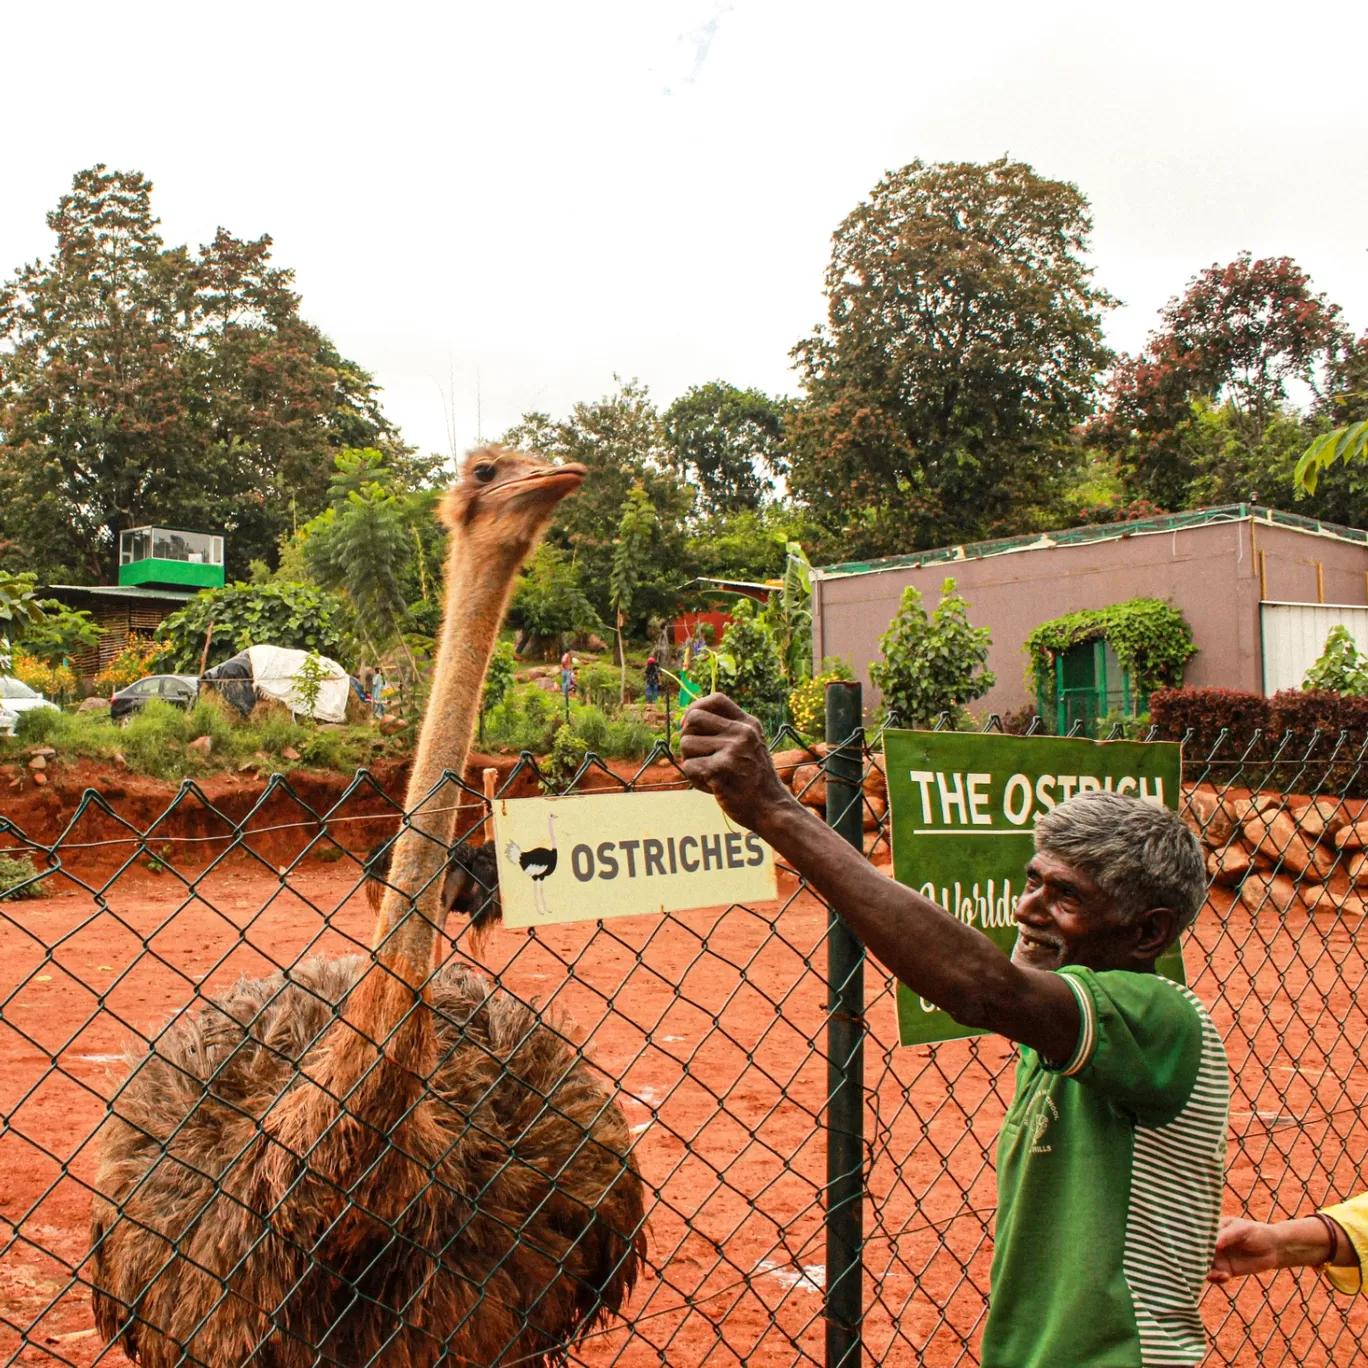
[89,449,646,1366]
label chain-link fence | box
[2,698,1368,1365]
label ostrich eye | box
[473,463,497,484]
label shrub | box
[96,636,165,693]
[719,600,787,724]
[482,683,559,753]
[543,723,588,789]
[788,658,855,738]
[10,650,76,701]
[156,581,355,672]
[0,854,46,900]
[1303,626,1368,696]
[1149,687,1269,757]
[870,578,995,728]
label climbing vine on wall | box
[1024,598,1197,698]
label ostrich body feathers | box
[90,957,646,1367]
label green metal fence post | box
[824,680,865,1368]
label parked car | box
[0,677,61,727]
[109,674,200,723]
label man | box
[680,693,1229,1368]
[644,655,661,704]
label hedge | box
[1150,687,1368,794]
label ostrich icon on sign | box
[503,810,560,916]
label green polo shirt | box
[982,967,1229,1368]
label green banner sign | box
[885,730,1184,1046]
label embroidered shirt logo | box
[1031,1095,1060,1154]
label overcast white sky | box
[4,0,1366,464]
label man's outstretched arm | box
[680,693,1079,1061]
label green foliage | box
[870,578,996,728]
[1024,598,1197,699]
[789,157,1115,559]
[1295,421,1368,496]
[1095,253,1347,511]
[609,484,658,696]
[4,694,387,780]
[1303,626,1368,696]
[0,854,45,900]
[760,540,813,684]
[20,604,102,668]
[503,379,695,630]
[0,571,47,669]
[481,683,558,753]
[662,382,790,514]
[788,657,855,738]
[481,640,517,718]
[0,166,401,583]
[718,599,787,722]
[300,450,432,656]
[543,724,589,790]
[508,544,601,640]
[580,660,640,709]
[292,652,329,722]
[155,581,355,672]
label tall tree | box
[1094,253,1347,510]
[0,166,403,583]
[788,157,1115,558]
[503,378,694,627]
[662,382,790,514]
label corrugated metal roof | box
[43,583,195,603]
[812,503,1368,582]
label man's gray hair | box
[1034,789,1206,935]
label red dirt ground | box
[1,770,1367,1366]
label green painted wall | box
[118,559,225,590]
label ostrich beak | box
[497,462,587,507]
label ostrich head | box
[442,445,587,567]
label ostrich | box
[89,449,646,1367]
[364,836,502,930]
[504,811,559,917]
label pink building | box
[811,504,1368,723]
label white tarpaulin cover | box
[244,645,351,723]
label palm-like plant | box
[1294,421,1368,494]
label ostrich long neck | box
[266,521,523,1181]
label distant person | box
[560,652,576,701]
[644,656,661,704]
[371,667,387,718]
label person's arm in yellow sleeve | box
[1318,1193,1368,1294]
[1208,1197,1365,1291]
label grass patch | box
[3,699,395,781]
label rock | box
[281,746,302,761]
[31,771,46,786]
[187,735,213,756]
[1294,797,1349,842]
[1186,788,1235,845]
[30,746,56,757]
[1347,854,1368,888]
[1242,809,1332,883]
[1239,872,1300,915]
[1334,821,1368,851]
[791,762,827,810]
[378,715,407,736]
[1230,794,1281,825]
[27,755,46,771]
[863,790,888,832]
[77,696,110,714]
[863,754,888,802]
[1300,887,1365,916]
[112,751,127,767]
[1206,844,1251,887]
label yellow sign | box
[491,789,777,927]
